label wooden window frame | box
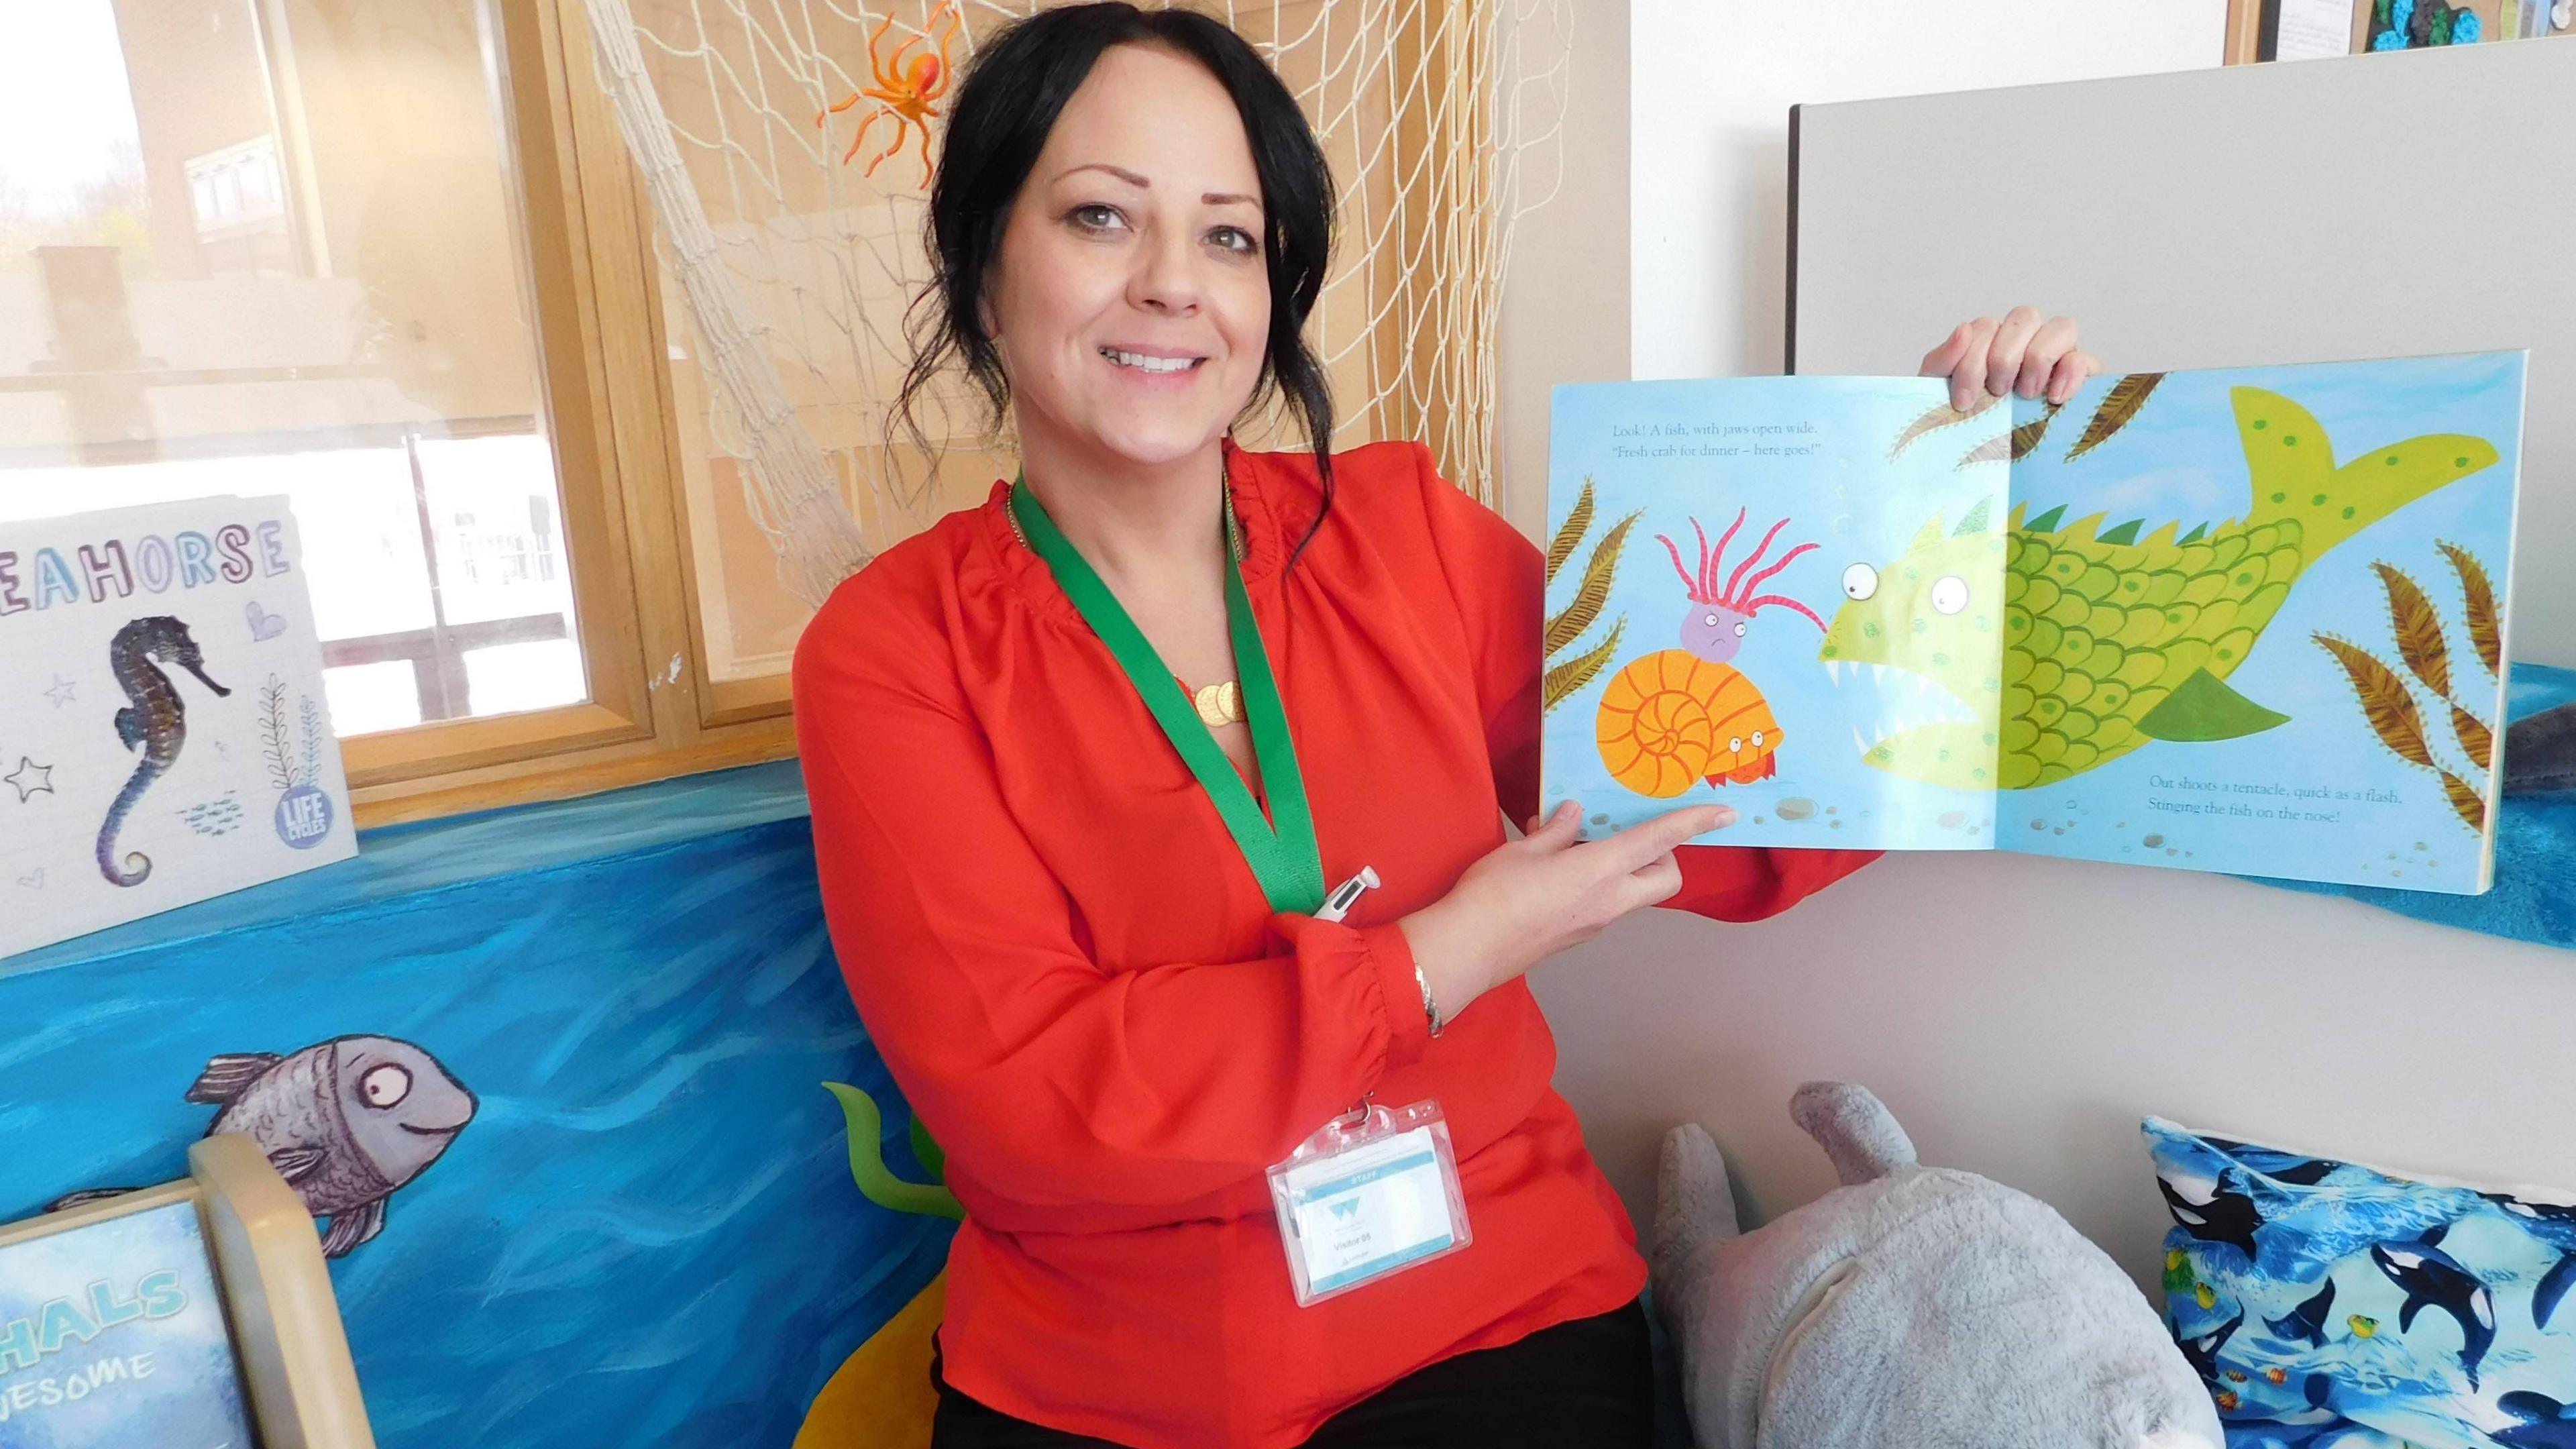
[350,0,1502,823]
[2225,0,2269,62]
[348,0,795,828]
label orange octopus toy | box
[817,2,962,187]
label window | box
[0,0,787,824]
[1,0,1534,822]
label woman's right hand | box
[1395,800,1735,1026]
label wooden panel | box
[351,718,796,827]
[2226,0,2267,61]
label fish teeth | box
[1868,663,1887,687]
[1852,726,1869,754]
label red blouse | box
[792,437,1875,1448]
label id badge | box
[1267,1099,1471,1306]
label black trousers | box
[928,1299,1654,1449]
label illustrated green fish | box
[1819,386,2500,790]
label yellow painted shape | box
[796,1275,947,1449]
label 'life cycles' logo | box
[256,673,337,849]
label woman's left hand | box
[1920,307,2101,413]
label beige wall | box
[1490,0,1627,541]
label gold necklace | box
[1008,463,1248,728]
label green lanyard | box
[1010,473,1327,915]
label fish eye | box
[1842,563,1878,600]
[360,1063,413,1109]
[1931,576,1970,614]
[1703,612,1719,627]
[1731,622,1748,637]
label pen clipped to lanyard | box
[1312,865,1380,924]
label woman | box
[792,7,2099,1446]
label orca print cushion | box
[2142,1116,2576,1449]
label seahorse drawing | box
[99,616,231,886]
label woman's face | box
[984,43,1272,472]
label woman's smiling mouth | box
[1099,345,1204,376]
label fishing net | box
[582,0,1570,651]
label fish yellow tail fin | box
[2235,386,2499,557]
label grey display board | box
[1789,40,2573,664]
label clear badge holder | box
[1267,1097,1471,1307]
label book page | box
[1543,376,2004,852]
[1990,354,2524,893]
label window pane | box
[461,638,584,717]
[325,659,425,735]
[0,0,583,734]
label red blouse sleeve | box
[792,584,1432,1214]
[1405,442,1879,922]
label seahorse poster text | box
[0,519,296,618]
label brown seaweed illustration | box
[1891,372,2165,471]
[1542,476,1639,713]
[2064,372,2165,461]
[1957,402,2065,470]
[1888,392,2000,460]
[2312,540,2502,835]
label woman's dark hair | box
[892,3,1338,571]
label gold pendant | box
[1193,680,1243,727]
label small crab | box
[816,1,962,186]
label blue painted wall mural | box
[0,763,951,1447]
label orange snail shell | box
[1593,649,1784,798]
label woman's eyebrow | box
[1051,162,1260,210]
[1054,162,1150,188]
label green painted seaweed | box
[824,1081,964,1221]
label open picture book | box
[1541,352,2526,894]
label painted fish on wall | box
[49,1034,476,1256]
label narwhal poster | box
[0,1199,258,1448]
[0,497,355,958]
[1543,353,2524,894]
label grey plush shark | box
[1652,1083,2222,1449]
[2506,704,2576,795]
